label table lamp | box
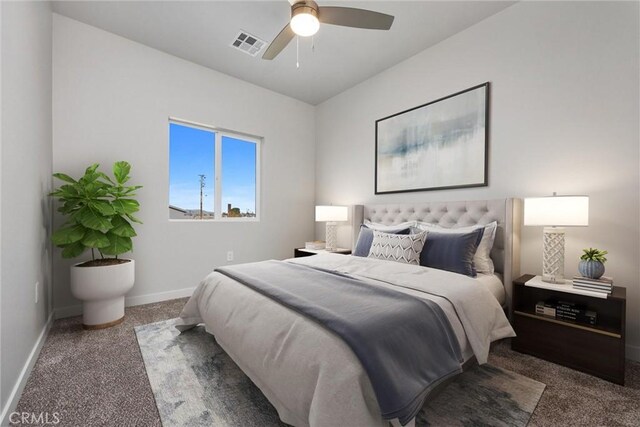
[524,194,589,284]
[315,205,348,251]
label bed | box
[177,198,522,427]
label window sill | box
[169,218,260,223]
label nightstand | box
[511,274,626,385]
[294,248,351,258]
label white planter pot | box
[70,259,135,329]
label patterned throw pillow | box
[353,225,411,257]
[368,230,427,265]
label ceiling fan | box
[262,0,395,60]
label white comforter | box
[177,254,515,427]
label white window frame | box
[169,117,261,222]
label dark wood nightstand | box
[511,274,626,385]
[294,248,351,258]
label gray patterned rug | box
[135,319,545,426]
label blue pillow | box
[419,228,484,277]
[353,225,410,257]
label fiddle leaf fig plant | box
[580,247,608,263]
[50,161,142,263]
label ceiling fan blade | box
[319,7,394,30]
[262,23,295,60]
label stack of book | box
[535,301,556,318]
[572,276,613,295]
[534,300,598,326]
[305,241,326,250]
[556,300,597,325]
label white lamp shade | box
[315,205,348,222]
[524,196,589,226]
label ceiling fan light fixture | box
[290,4,320,37]
[262,1,394,60]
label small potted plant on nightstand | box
[578,247,608,279]
[50,161,142,329]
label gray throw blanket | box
[216,260,463,425]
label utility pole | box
[198,174,206,219]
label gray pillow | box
[419,228,484,277]
[368,231,427,265]
[353,225,410,257]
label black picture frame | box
[374,82,490,194]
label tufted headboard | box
[352,198,522,310]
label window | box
[169,120,260,220]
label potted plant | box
[50,161,142,329]
[578,247,608,279]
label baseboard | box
[123,286,195,307]
[0,311,54,426]
[627,344,640,362]
[54,286,196,319]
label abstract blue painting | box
[375,83,488,194]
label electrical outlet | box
[226,251,234,262]
[35,281,39,304]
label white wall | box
[1,0,53,419]
[52,15,316,313]
[315,2,640,359]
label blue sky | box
[169,123,256,213]
[221,135,256,213]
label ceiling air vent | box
[231,31,266,57]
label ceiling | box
[52,1,515,105]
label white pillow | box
[368,230,426,266]
[415,221,497,274]
[363,220,417,233]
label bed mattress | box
[177,254,515,426]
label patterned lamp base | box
[542,227,565,283]
[325,222,338,251]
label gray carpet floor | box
[13,298,640,426]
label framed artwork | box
[375,82,489,194]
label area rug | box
[135,319,545,426]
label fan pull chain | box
[312,36,315,53]
[296,36,299,69]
